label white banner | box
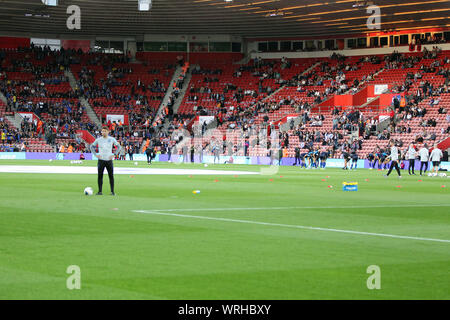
[198,116,214,125]
[106,114,124,124]
[19,112,35,124]
[374,84,388,95]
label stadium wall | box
[0,36,30,49]
[249,43,450,59]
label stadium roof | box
[0,0,449,39]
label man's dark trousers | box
[98,160,114,193]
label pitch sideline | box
[132,208,450,244]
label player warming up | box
[384,139,402,178]
[90,127,121,196]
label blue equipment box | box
[342,182,358,191]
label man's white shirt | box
[390,146,399,161]
[90,136,120,160]
[430,148,443,162]
[406,146,416,160]
[419,147,429,162]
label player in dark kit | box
[379,148,389,170]
[367,152,375,169]
[300,152,307,168]
[342,149,350,170]
[293,147,301,166]
[319,148,328,169]
[373,146,382,169]
[350,150,358,170]
[90,127,121,196]
[145,146,155,164]
[313,148,320,168]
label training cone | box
[327,185,333,189]
[321,179,326,182]
[441,185,446,188]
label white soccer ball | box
[428,173,433,177]
[49,159,53,162]
[439,173,447,178]
[134,161,138,166]
[84,187,93,196]
[204,164,208,167]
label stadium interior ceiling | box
[0,0,449,38]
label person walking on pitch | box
[385,140,402,178]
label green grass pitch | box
[0,160,449,299]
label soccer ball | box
[204,164,208,167]
[428,173,433,177]
[84,187,93,196]
[134,162,138,166]
[439,173,447,178]
[49,159,53,162]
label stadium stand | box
[1,43,449,162]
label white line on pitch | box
[132,210,450,244]
[146,204,450,212]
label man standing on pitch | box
[385,139,402,178]
[90,127,121,195]
[406,143,417,175]
[419,144,429,176]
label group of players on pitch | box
[291,139,444,177]
[364,140,443,178]
[292,147,331,169]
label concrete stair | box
[65,69,102,128]
[172,65,193,114]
